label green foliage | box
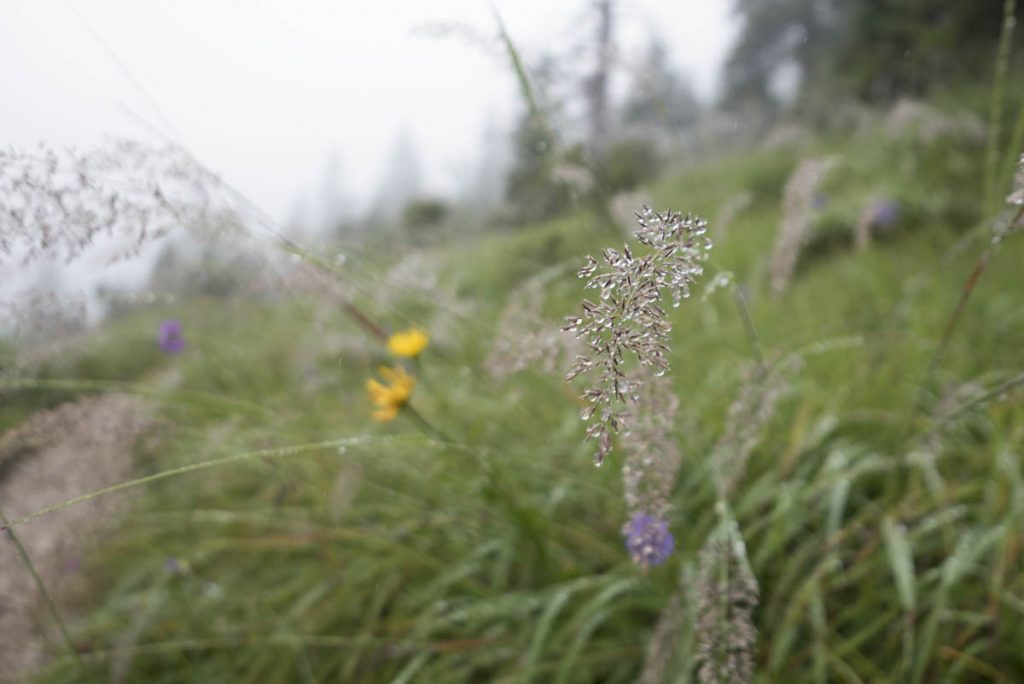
[724,0,837,107]
[725,0,1021,106]
[446,212,592,300]
[402,198,449,229]
[797,119,984,270]
[0,314,171,433]
[504,114,575,222]
[7,96,1024,683]
[621,39,700,133]
[838,0,1017,102]
[148,244,269,299]
[595,139,661,194]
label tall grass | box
[1,11,1024,684]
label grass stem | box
[0,506,82,667]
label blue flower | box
[157,319,185,354]
[623,513,675,568]
[871,199,902,229]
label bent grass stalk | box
[48,634,461,669]
[915,202,1024,416]
[0,377,274,418]
[920,370,1024,439]
[491,2,543,131]
[0,506,82,667]
[0,435,430,532]
[982,0,1018,213]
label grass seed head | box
[769,156,839,295]
[0,139,220,266]
[565,206,710,464]
[694,539,759,684]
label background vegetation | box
[2,1,1024,682]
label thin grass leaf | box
[882,517,917,613]
[518,583,578,683]
[983,0,1018,213]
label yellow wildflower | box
[365,365,415,422]
[387,327,429,358]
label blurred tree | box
[837,0,1017,102]
[597,138,661,193]
[622,37,701,133]
[370,132,423,222]
[504,55,575,222]
[317,150,351,234]
[505,112,574,221]
[722,0,838,109]
[724,0,1017,107]
[585,0,616,156]
[402,198,448,229]
[461,115,510,211]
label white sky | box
[0,1,737,315]
[1,0,736,223]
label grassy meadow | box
[3,95,1024,683]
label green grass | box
[5,118,1024,683]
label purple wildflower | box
[157,319,185,354]
[623,512,675,569]
[871,198,901,229]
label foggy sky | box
[1,1,736,223]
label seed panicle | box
[694,538,759,684]
[638,592,685,684]
[622,369,681,522]
[564,206,710,464]
[0,139,220,266]
[994,152,1024,244]
[488,269,581,379]
[769,156,838,295]
[711,354,802,498]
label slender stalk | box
[279,242,390,342]
[916,251,990,410]
[113,106,393,345]
[0,507,82,666]
[403,404,454,444]
[915,205,1023,415]
[342,301,389,342]
[49,633,489,665]
[733,284,764,369]
[0,377,272,417]
[921,371,1024,439]
[491,2,543,127]
[0,436,393,532]
[983,0,1018,213]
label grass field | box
[4,105,1024,683]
